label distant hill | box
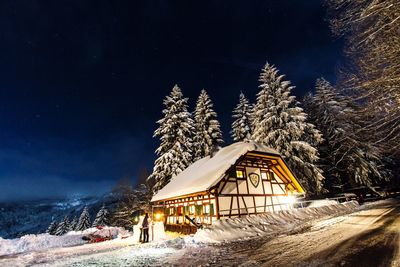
[0,194,118,239]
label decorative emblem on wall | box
[248,172,260,188]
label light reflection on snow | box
[128,247,175,257]
[52,246,177,267]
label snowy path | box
[1,199,399,266]
[173,198,400,267]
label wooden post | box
[215,189,220,220]
[235,178,241,217]
[270,172,275,212]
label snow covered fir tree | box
[69,216,78,231]
[55,216,70,236]
[92,204,109,227]
[231,92,253,142]
[303,78,387,192]
[252,63,324,194]
[147,85,195,193]
[75,206,91,231]
[326,0,400,157]
[46,220,57,235]
[193,89,224,160]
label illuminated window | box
[236,170,244,178]
[261,172,268,180]
[203,205,210,214]
[189,205,195,215]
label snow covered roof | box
[151,141,282,202]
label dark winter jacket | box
[142,216,149,229]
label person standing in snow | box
[142,213,150,243]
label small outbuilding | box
[151,141,305,233]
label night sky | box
[0,1,343,201]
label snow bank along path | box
[0,226,127,256]
[0,222,168,257]
[194,201,360,242]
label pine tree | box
[69,216,78,231]
[193,89,224,160]
[46,220,57,235]
[252,62,324,194]
[148,85,195,193]
[231,92,253,142]
[55,216,70,236]
[326,0,400,155]
[92,204,109,227]
[76,206,91,231]
[304,78,387,191]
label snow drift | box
[307,199,339,208]
[194,201,359,242]
[0,226,128,256]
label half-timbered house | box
[151,141,305,233]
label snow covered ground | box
[1,199,399,266]
[0,227,128,256]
